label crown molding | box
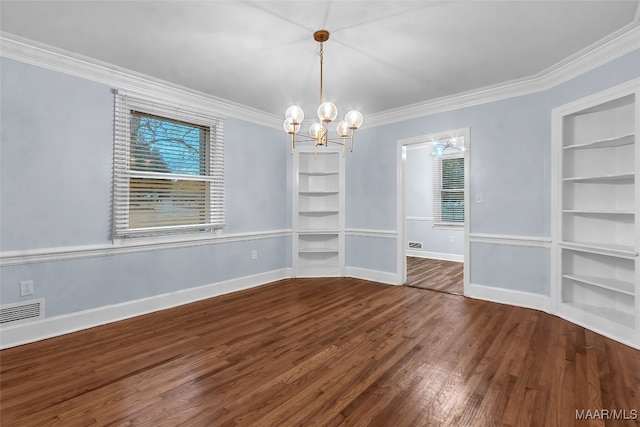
[0,32,281,129]
[367,23,640,127]
[2,22,638,130]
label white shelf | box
[298,230,339,235]
[297,251,339,267]
[298,248,339,254]
[560,241,638,258]
[563,303,635,329]
[563,210,634,215]
[294,149,344,277]
[553,82,638,348]
[299,171,339,176]
[563,274,635,295]
[563,173,634,183]
[563,133,634,150]
[299,191,339,196]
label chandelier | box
[283,30,364,157]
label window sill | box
[112,228,223,248]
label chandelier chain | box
[319,42,324,104]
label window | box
[433,154,464,227]
[113,92,224,238]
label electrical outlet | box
[449,236,455,243]
[20,280,34,296]
[251,250,258,260]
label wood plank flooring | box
[406,256,463,295]
[1,277,639,426]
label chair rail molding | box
[0,230,292,266]
[468,233,552,248]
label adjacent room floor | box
[406,256,463,295]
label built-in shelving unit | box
[552,79,639,348]
[293,149,345,277]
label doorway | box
[397,129,470,294]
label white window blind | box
[433,153,464,227]
[113,92,224,237]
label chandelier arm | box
[324,138,346,146]
[292,134,323,143]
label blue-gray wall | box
[405,144,464,257]
[0,58,291,317]
[345,48,640,295]
[2,47,639,324]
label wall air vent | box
[0,299,45,326]
[408,241,423,250]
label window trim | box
[113,90,225,239]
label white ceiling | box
[1,1,639,121]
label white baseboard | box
[0,272,554,349]
[345,267,402,286]
[466,283,551,313]
[407,250,464,262]
[0,268,292,349]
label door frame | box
[396,128,470,294]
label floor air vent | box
[408,241,423,250]
[0,299,45,326]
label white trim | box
[405,142,433,151]
[367,25,640,127]
[344,267,402,286]
[0,268,292,349]
[468,233,552,248]
[432,223,464,231]
[292,147,346,278]
[541,24,640,91]
[550,78,640,349]
[406,216,434,222]
[2,23,638,132]
[345,228,397,238]
[557,305,639,351]
[0,32,279,129]
[407,251,464,262]
[550,77,640,117]
[467,283,551,314]
[0,229,292,266]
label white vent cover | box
[408,241,423,249]
[0,299,45,326]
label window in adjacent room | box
[113,92,224,238]
[433,151,464,227]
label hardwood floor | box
[1,277,639,426]
[406,256,463,295]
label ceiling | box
[1,1,639,122]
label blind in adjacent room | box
[433,154,464,227]
[113,92,224,237]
